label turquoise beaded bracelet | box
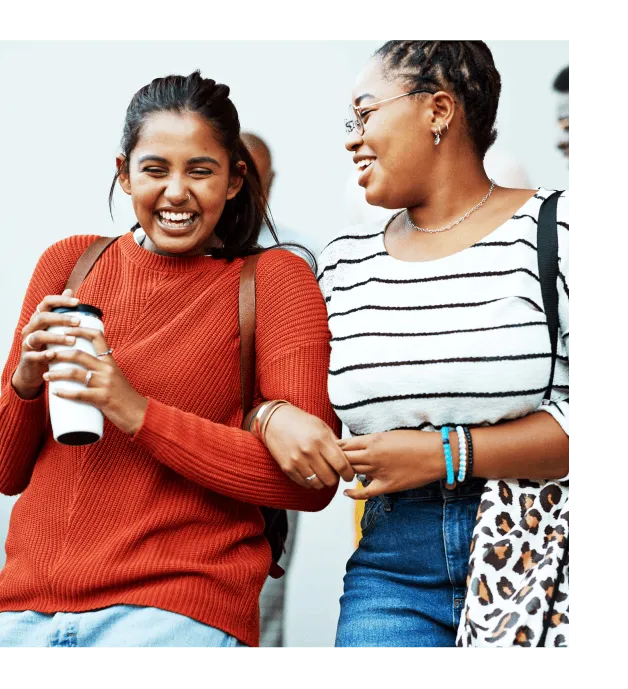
[440,426,455,486]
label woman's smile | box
[154,208,201,233]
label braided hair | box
[109,71,311,263]
[374,41,502,159]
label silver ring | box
[25,334,38,351]
[305,473,317,483]
[84,370,94,387]
[95,348,114,358]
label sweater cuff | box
[131,396,166,446]
[0,379,47,474]
[1,377,47,416]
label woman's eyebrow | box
[355,93,376,106]
[137,155,169,165]
[188,156,220,166]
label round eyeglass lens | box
[345,105,362,135]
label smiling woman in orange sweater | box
[0,71,348,648]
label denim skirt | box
[335,478,485,647]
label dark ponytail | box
[109,70,314,267]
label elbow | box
[543,452,569,481]
[0,478,26,497]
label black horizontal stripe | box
[322,231,383,251]
[390,419,502,431]
[332,387,548,411]
[329,352,551,376]
[472,238,537,251]
[512,214,538,224]
[330,320,547,342]
[332,268,539,294]
[557,221,569,231]
[328,296,543,321]
[557,354,568,363]
[316,251,387,281]
[534,194,547,201]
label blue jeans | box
[336,479,484,647]
[0,605,245,647]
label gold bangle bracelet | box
[260,401,290,444]
[257,400,288,439]
[251,401,275,440]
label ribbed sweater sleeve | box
[0,235,97,495]
[132,250,340,511]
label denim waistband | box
[382,478,487,503]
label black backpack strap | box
[537,191,564,405]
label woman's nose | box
[345,127,364,152]
[163,178,190,205]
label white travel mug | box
[47,304,105,446]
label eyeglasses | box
[345,89,436,136]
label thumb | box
[63,288,74,297]
[344,479,384,501]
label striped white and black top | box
[317,190,569,438]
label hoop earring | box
[186,193,191,202]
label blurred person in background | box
[242,132,321,256]
[241,131,301,647]
[553,66,568,159]
[0,71,348,647]
[271,40,569,647]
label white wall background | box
[0,40,567,646]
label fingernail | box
[69,317,80,325]
[343,490,349,497]
[42,372,49,380]
[70,298,79,305]
[65,336,75,344]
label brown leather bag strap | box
[239,253,262,420]
[65,236,120,294]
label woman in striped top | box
[274,41,568,646]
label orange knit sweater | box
[0,233,339,647]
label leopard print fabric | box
[456,478,569,647]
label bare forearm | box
[448,412,569,481]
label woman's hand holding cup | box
[42,327,148,436]
[12,289,81,400]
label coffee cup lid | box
[52,303,103,319]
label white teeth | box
[159,211,194,221]
[356,158,375,171]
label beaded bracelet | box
[440,426,456,487]
[455,425,467,483]
[462,426,474,481]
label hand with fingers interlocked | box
[12,288,148,435]
[338,430,447,500]
[261,405,354,491]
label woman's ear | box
[430,91,456,129]
[116,154,132,196]
[226,160,247,200]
